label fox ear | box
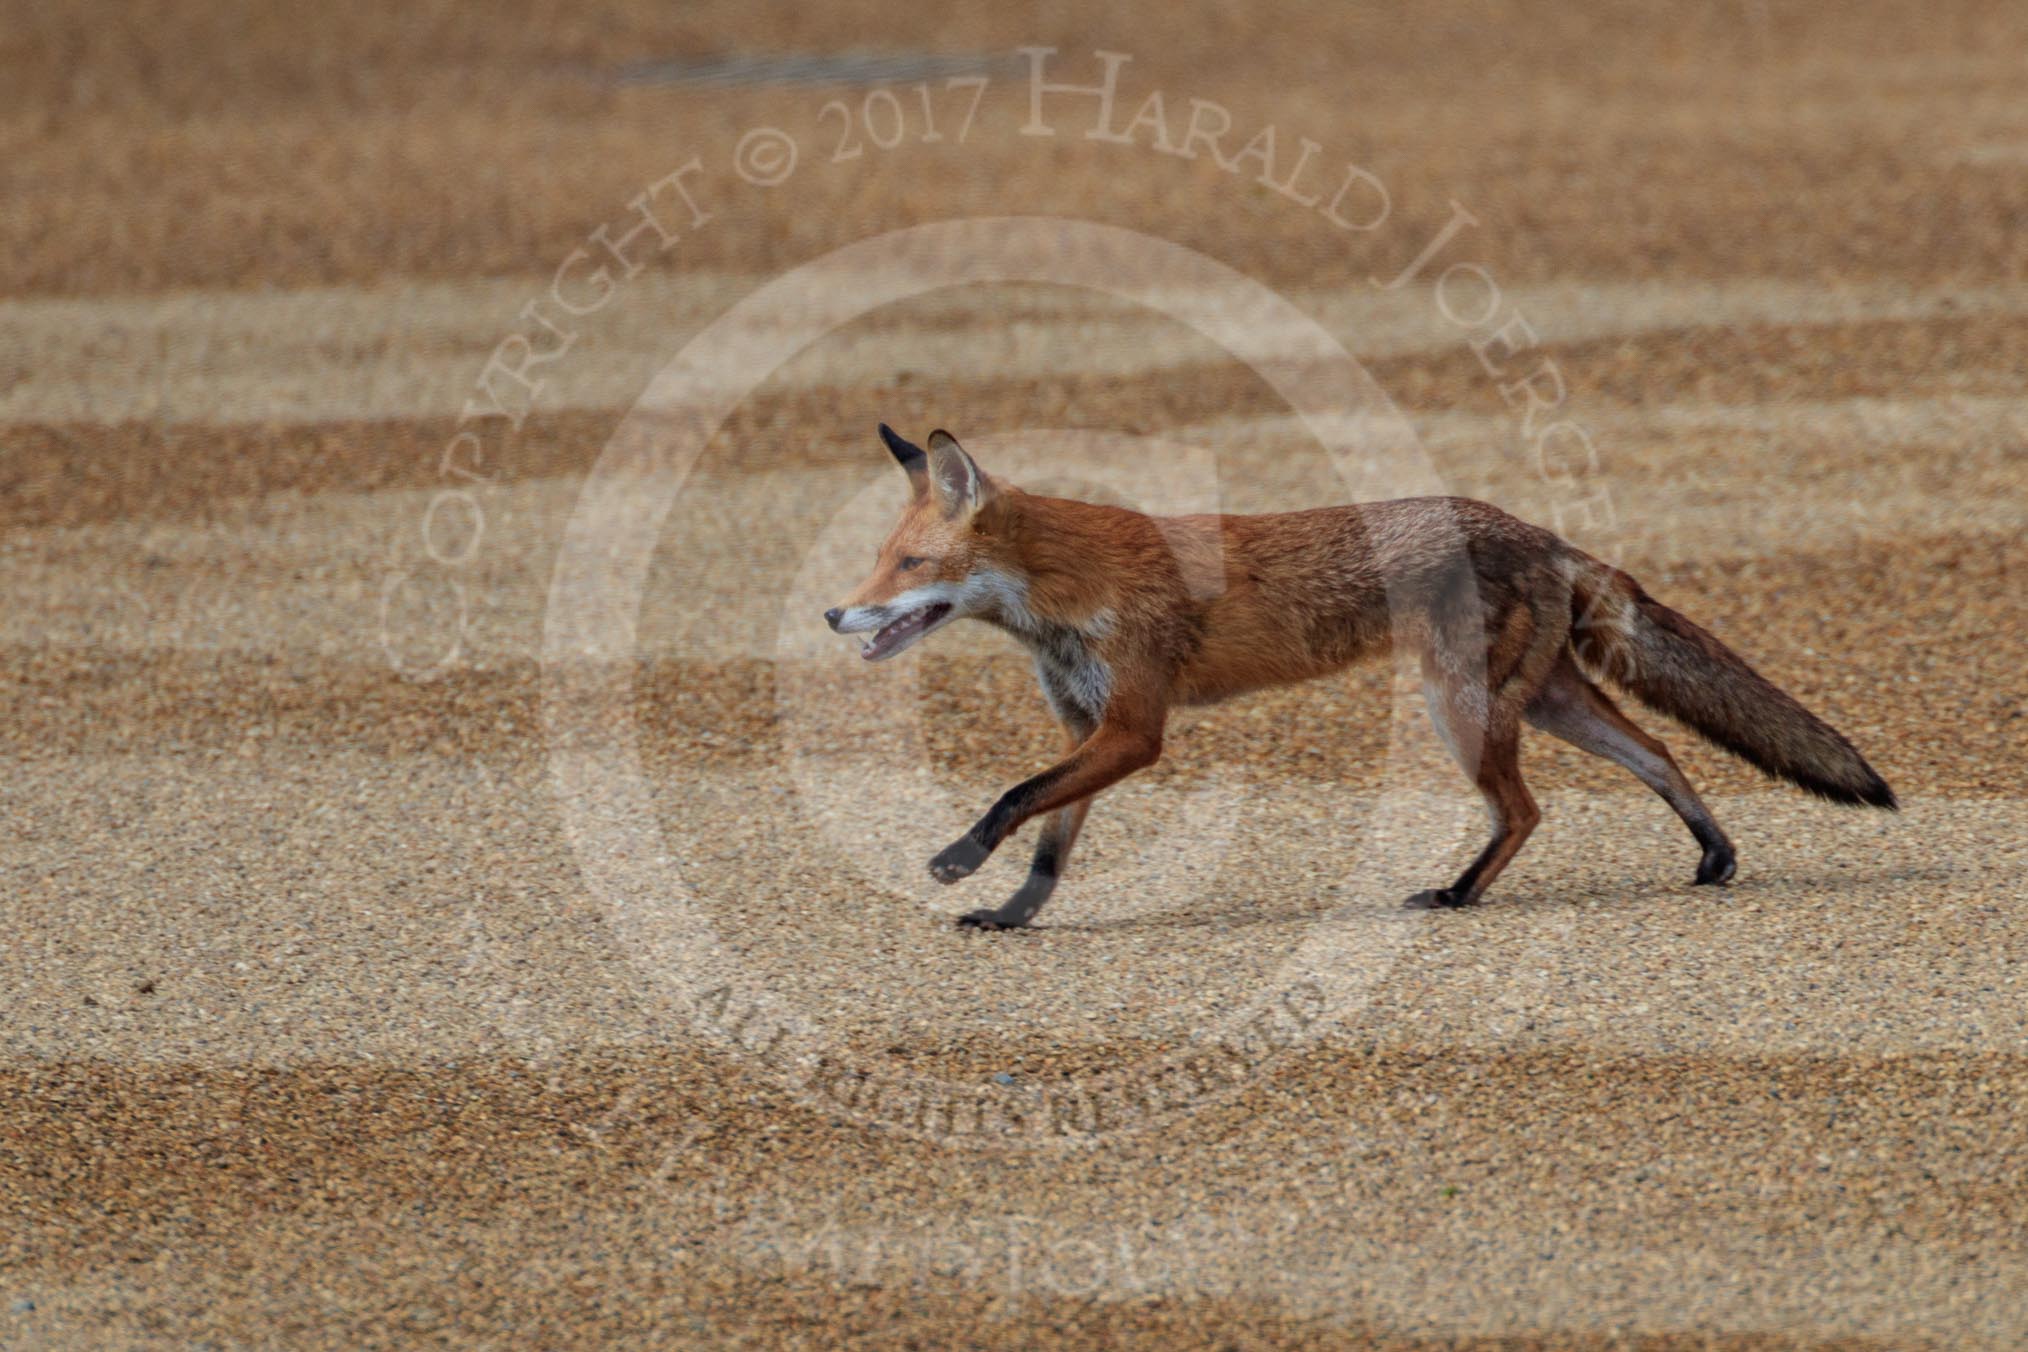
[926,429,990,519]
[878,423,929,495]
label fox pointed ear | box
[926,429,990,519]
[878,423,929,495]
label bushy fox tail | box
[1563,552,1897,809]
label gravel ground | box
[4,1,2027,1347]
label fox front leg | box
[928,722,1162,901]
[957,799,1092,931]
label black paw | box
[929,837,990,884]
[957,908,1026,931]
[1694,848,1737,886]
[1403,888,1469,910]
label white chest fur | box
[985,574,1114,728]
[1018,612,1113,728]
[1033,646,1112,727]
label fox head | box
[825,425,1014,661]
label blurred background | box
[8,0,2027,291]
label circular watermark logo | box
[540,216,1493,1148]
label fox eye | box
[899,555,926,570]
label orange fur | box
[829,428,1895,927]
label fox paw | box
[1403,888,1469,910]
[929,837,989,884]
[1693,847,1737,886]
[957,908,1026,931]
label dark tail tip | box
[1808,767,1898,811]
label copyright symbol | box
[734,127,798,187]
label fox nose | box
[824,607,844,631]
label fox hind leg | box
[1406,677,1542,910]
[1405,586,1563,910]
[1523,651,1736,885]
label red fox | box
[825,425,1896,929]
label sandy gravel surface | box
[5,1,2027,1347]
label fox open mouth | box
[860,602,953,661]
